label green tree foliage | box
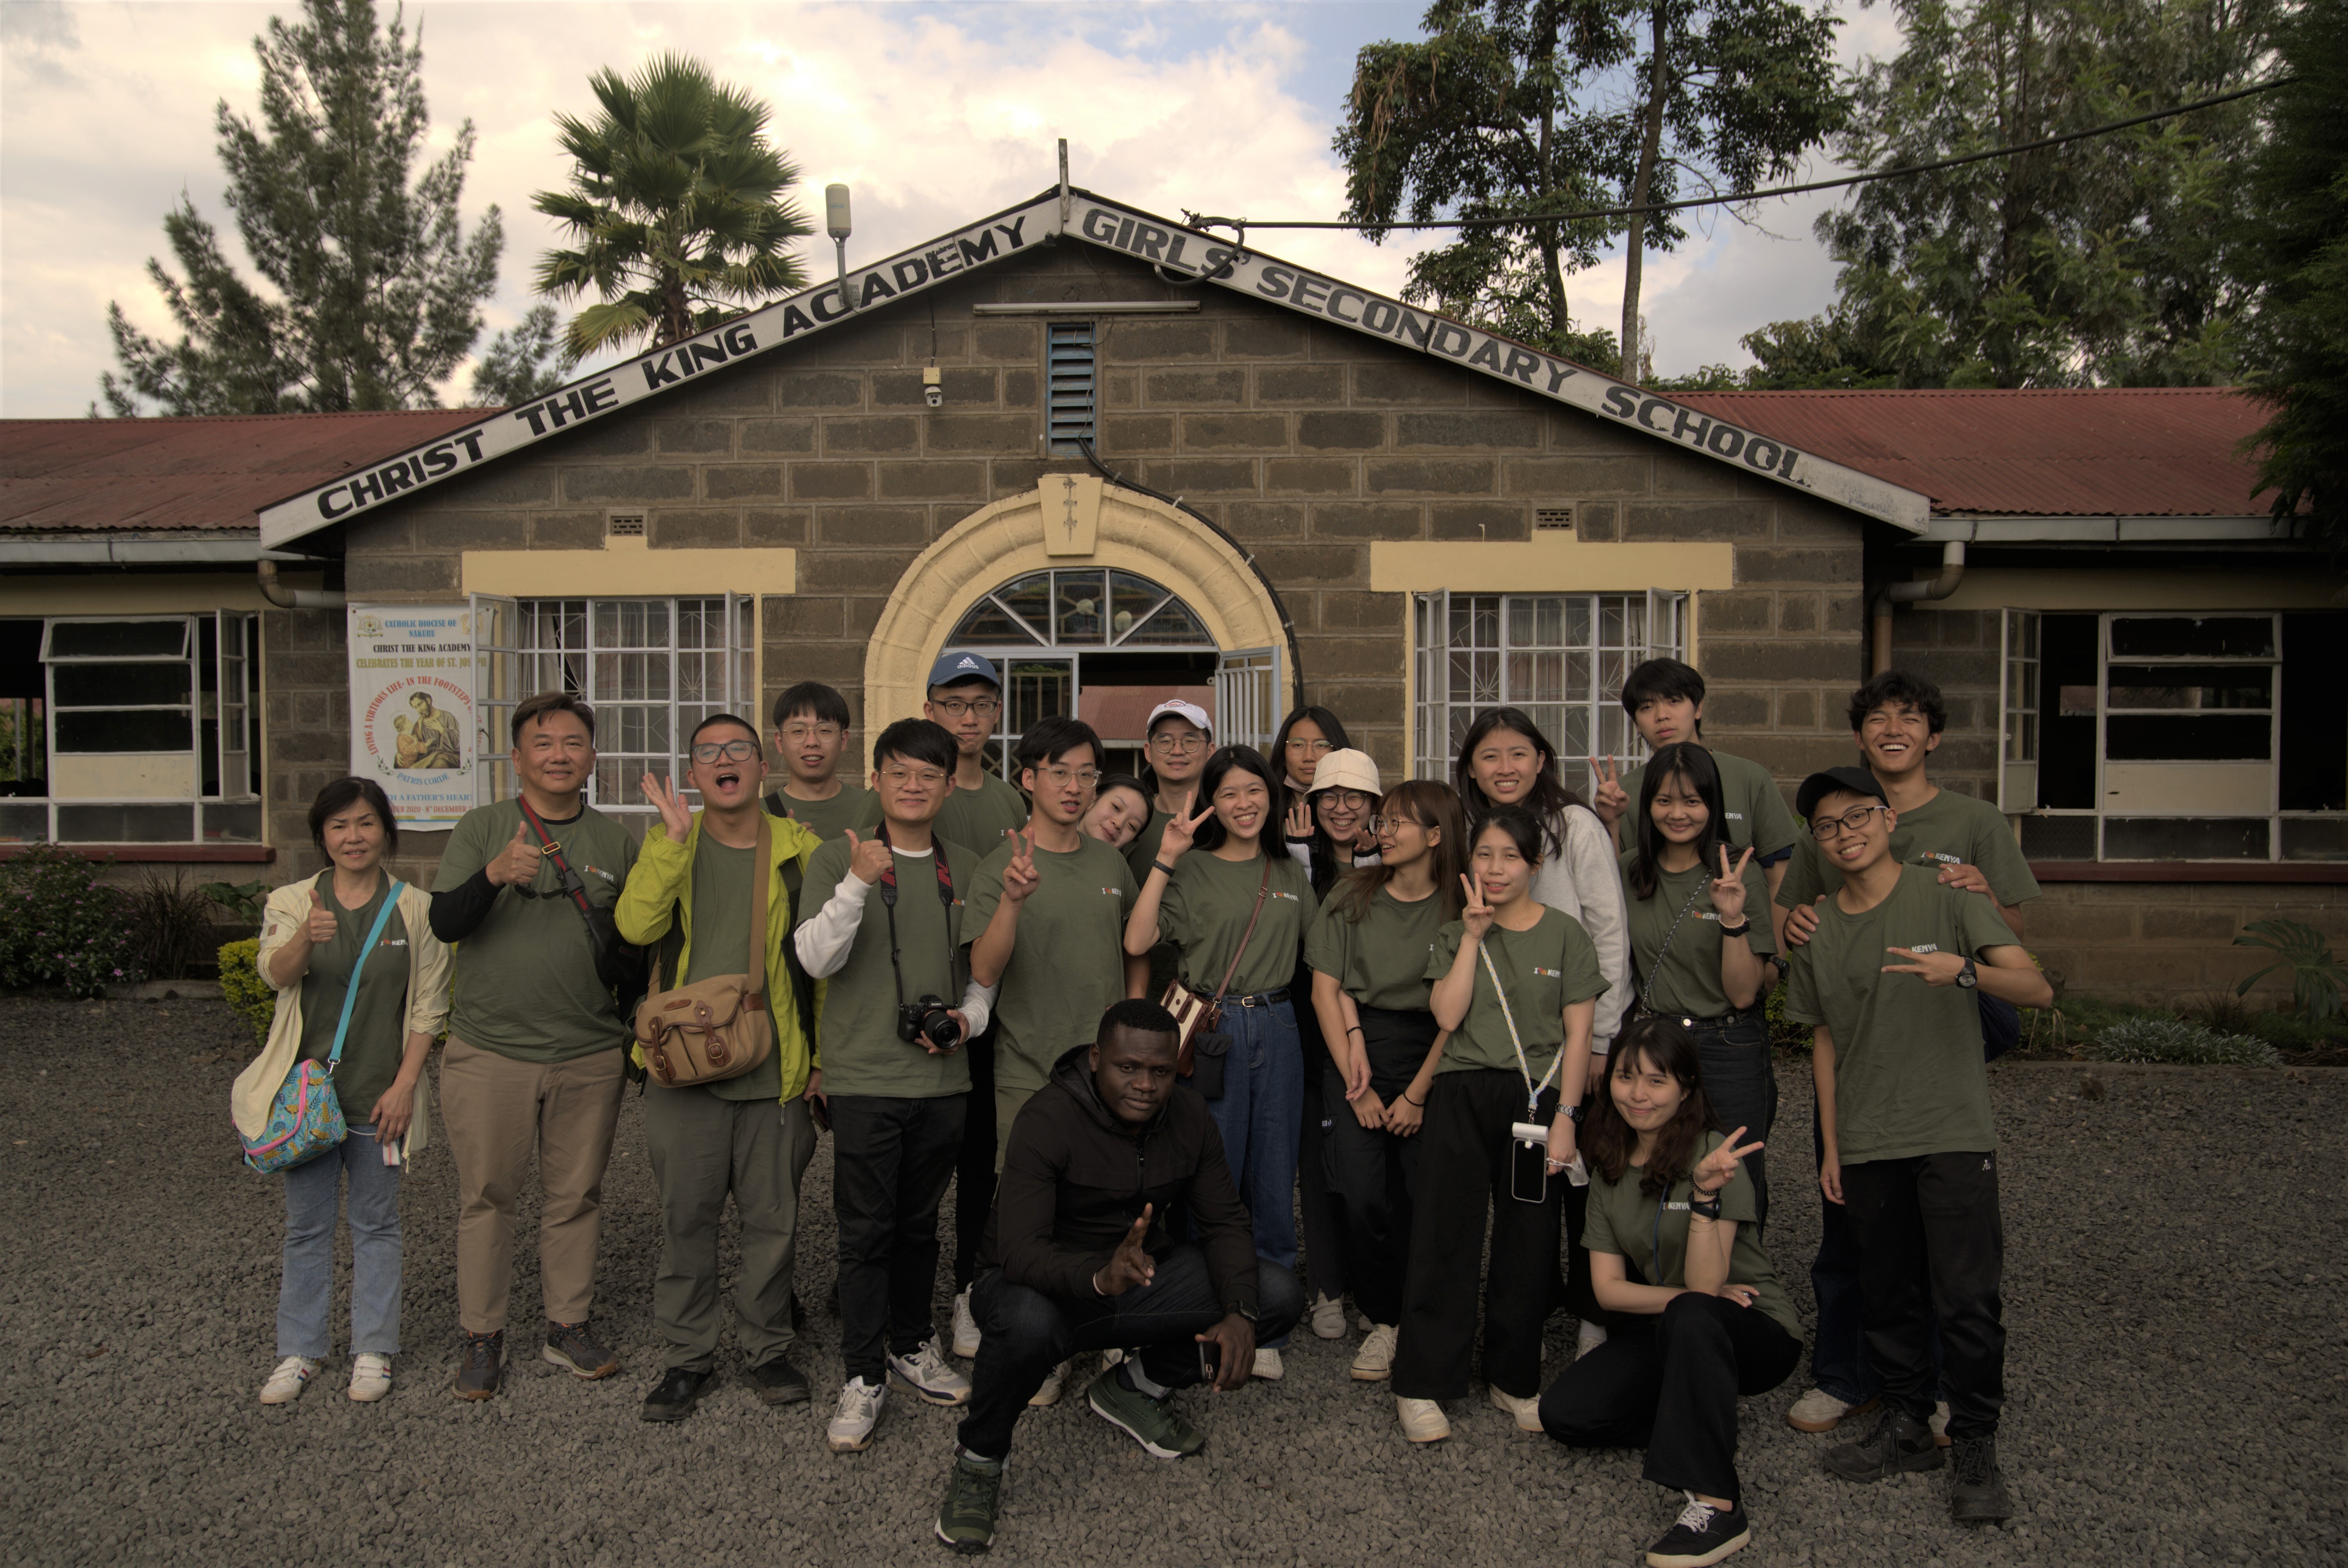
[467,304,568,407]
[99,0,501,415]
[533,55,812,359]
[1747,0,2282,390]
[1337,0,1844,376]
[2231,2,2347,545]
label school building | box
[1,186,2337,1006]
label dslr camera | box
[898,994,962,1052]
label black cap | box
[1796,766,1888,821]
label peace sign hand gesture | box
[1002,828,1041,904]
[641,772,694,841]
[1692,1127,1763,1196]
[1157,792,1214,864]
[1710,844,1755,923]
[1589,755,1628,829]
[1460,873,1494,942]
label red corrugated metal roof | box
[1672,386,2273,517]
[0,410,488,533]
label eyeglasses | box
[1284,737,1333,754]
[881,765,950,788]
[1316,789,1372,811]
[780,724,842,743]
[1368,816,1424,834]
[1037,765,1102,789]
[1809,803,1888,840]
[1151,733,1206,754]
[691,739,760,764]
[931,697,1001,719]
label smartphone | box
[1510,1122,1549,1204]
[1198,1338,1221,1383]
[381,1139,400,1169]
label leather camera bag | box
[631,817,774,1088]
[1157,856,1271,1100]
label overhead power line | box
[1181,77,2293,237]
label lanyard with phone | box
[1480,938,1569,1204]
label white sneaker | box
[1251,1347,1284,1381]
[1355,1308,1375,1334]
[889,1338,972,1406]
[1931,1399,1951,1446]
[258,1355,320,1405]
[1028,1358,1070,1407]
[1488,1383,1543,1432]
[1100,1347,1125,1370]
[827,1377,888,1451]
[1397,1395,1451,1443]
[951,1289,981,1359]
[1350,1324,1399,1382]
[1309,1293,1347,1340]
[1785,1386,1867,1432]
[348,1353,393,1402]
[1576,1319,1610,1360]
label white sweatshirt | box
[1528,803,1632,1054]
[792,845,995,1035]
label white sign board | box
[346,604,476,825]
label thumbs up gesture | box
[844,828,892,886]
[486,820,543,888]
[303,885,339,943]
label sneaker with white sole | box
[1028,1358,1070,1407]
[348,1353,393,1402]
[1930,1399,1952,1447]
[1488,1383,1544,1432]
[951,1288,981,1360]
[1355,1307,1375,1334]
[827,1377,888,1451]
[1309,1294,1347,1340]
[259,1355,320,1405]
[1250,1347,1284,1381]
[888,1338,972,1406]
[1100,1347,1125,1370]
[1644,1492,1751,1567]
[1397,1395,1451,1443]
[1785,1386,1877,1433]
[1577,1319,1610,1360]
[1350,1323,1399,1382]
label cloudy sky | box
[0,0,1902,418]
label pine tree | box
[98,0,501,415]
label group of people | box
[231,646,2050,1566]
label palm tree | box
[532,54,812,358]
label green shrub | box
[2088,1016,2282,1068]
[1763,982,1810,1052]
[2052,993,2176,1039]
[2233,917,2348,1020]
[217,938,276,1044]
[0,844,144,998]
[2241,1009,2346,1052]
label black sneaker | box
[747,1355,812,1407]
[452,1329,502,1401]
[543,1319,620,1380]
[1644,1494,1751,1568]
[1948,1435,2014,1522]
[1823,1406,1945,1482]
[934,1450,1005,1554]
[640,1367,714,1423]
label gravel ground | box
[3,995,2344,1566]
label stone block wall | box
[2029,879,2348,1009]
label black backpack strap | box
[779,851,819,1051]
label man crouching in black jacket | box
[932,999,1305,1552]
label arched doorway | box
[863,479,1293,775]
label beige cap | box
[1308,747,1381,798]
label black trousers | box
[829,1093,967,1382]
[951,1025,997,1290]
[1294,958,1346,1305]
[955,1245,1305,1459]
[1538,1292,1801,1505]
[1840,1150,2005,1439]
[1321,1004,1435,1327]
[1685,1012,1777,1227]
[1393,1068,1560,1402]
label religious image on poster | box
[347,604,476,824]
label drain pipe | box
[1871,541,1965,674]
[256,558,345,611]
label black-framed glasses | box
[932,697,1001,719]
[1317,789,1372,810]
[1809,803,1888,840]
[691,739,760,764]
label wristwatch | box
[1955,958,1978,990]
[1559,1102,1586,1124]
[1717,919,1752,939]
[1231,1300,1260,1325]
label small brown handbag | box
[1156,856,1271,1098]
[631,816,774,1088]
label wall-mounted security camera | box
[923,364,942,409]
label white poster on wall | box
[347,604,475,825]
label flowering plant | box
[0,844,145,998]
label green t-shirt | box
[1784,864,2019,1162]
[435,799,637,1063]
[765,783,876,843]
[803,834,976,1098]
[667,834,782,1102]
[1581,1130,1799,1339]
[1123,809,1174,881]
[1779,785,2040,911]
[967,833,1140,1093]
[933,775,1029,858]
[1424,908,1607,1078]
[1305,884,1446,1012]
[1620,851,1778,1019]
[294,870,411,1125]
[1158,851,1319,999]
[1619,748,1800,861]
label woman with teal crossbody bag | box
[232,779,451,1406]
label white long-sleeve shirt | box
[793,848,995,1035]
[1529,803,1632,1054]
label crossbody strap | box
[1477,935,1563,1118]
[519,798,597,921]
[1638,877,1711,1013]
[1206,856,1275,1009]
[327,878,407,1073]
[875,822,955,1014]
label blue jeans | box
[1202,997,1303,1347]
[278,1126,403,1358]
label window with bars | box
[1047,321,1096,455]
[479,596,755,815]
[1414,590,1686,795]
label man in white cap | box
[1122,699,1214,1006]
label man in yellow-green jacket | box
[616,713,824,1424]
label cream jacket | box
[230,877,453,1157]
